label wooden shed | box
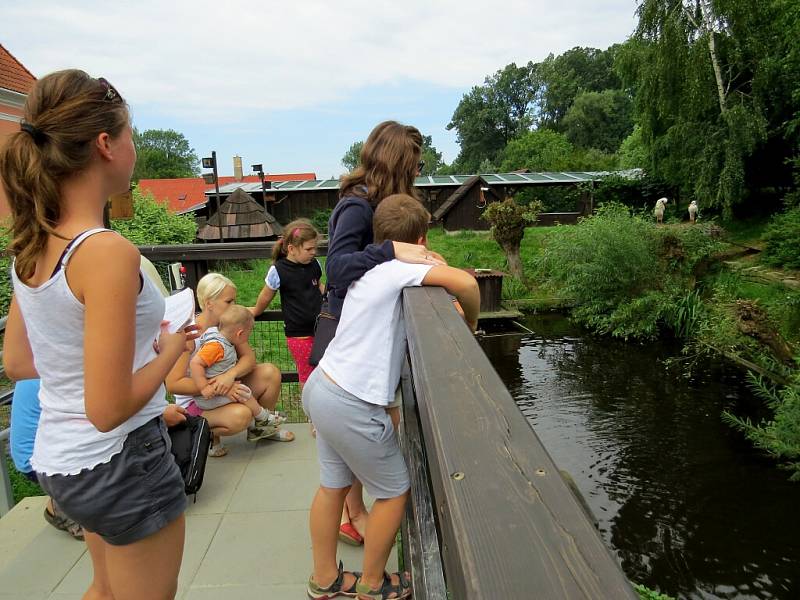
[431,176,501,232]
[197,188,283,241]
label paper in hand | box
[163,288,195,334]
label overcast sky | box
[1,1,638,178]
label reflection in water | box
[480,314,800,600]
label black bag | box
[168,415,212,498]
[309,298,339,366]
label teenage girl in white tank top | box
[1,71,197,600]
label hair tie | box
[20,122,47,145]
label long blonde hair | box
[339,120,422,207]
[196,273,236,309]
[0,69,130,280]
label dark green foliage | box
[723,370,800,480]
[562,89,634,152]
[537,46,623,129]
[6,457,44,504]
[447,62,539,172]
[762,207,800,269]
[341,141,363,172]
[0,227,11,317]
[132,128,200,181]
[592,174,671,212]
[634,583,676,600]
[310,208,333,235]
[482,199,542,278]
[536,203,722,339]
[617,1,799,214]
[111,186,197,245]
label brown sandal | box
[43,503,84,541]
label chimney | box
[233,155,243,181]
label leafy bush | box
[634,584,675,600]
[310,208,333,235]
[111,185,196,245]
[536,203,723,340]
[0,227,11,316]
[723,370,800,480]
[762,207,800,270]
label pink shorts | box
[186,401,204,417]
[287,336,315,384]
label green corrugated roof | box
[208,172,612,196]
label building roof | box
[432,175,483,221]
[0,44,36,94]
[197,188,282,240]
[138,172,316,213]
[206,171,604,196]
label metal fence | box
[0,311,305,516]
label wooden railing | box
[399,287,637,599]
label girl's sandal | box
[355,572,412,599]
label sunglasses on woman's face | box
[97,77,123,103]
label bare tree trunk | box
[504,245,524,279]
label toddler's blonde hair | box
[196,273,236,309]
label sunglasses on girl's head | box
[97,77,122,103]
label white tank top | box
[11,229,168,475]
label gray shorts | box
[37,417,187,546]
[302,369,410,499]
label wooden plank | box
[403,287,637,599]
[399,359,447,599]
[138,239,328,262]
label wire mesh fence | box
[250,316,307,423]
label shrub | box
[723,370,800,481]
[482,199,542,278]
[310,208,333,235]
[111,185,196,246]
[762,206,800,270]
[0,227,11,316]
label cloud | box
[1,0,637,122]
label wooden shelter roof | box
[197,188,283,240]
[432,175,486,221]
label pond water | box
[478,314,800,600]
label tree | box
[341,136,444,175]
[132,129,200,181]
[618,0,800,214]
[447,62,539,172]
[482,198,542,279]
[561,90,634,152]
[500,130,575,172]
[537,46,622,130]
[341,141,363,172]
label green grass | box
[721,217,770,247]
[6,457,44,504]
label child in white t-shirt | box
[302,194,480,600]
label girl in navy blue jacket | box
[317,120,443,554]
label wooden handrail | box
[401,287,637,599]
[138,239,328,261]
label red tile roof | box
[0,44,36,95]
[138,173,317,213]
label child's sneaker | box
[247,423,278,442]
[254,411,286,429]
[306,561,360,599]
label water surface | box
[479,314,800,600]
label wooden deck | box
[0,426,395,599]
